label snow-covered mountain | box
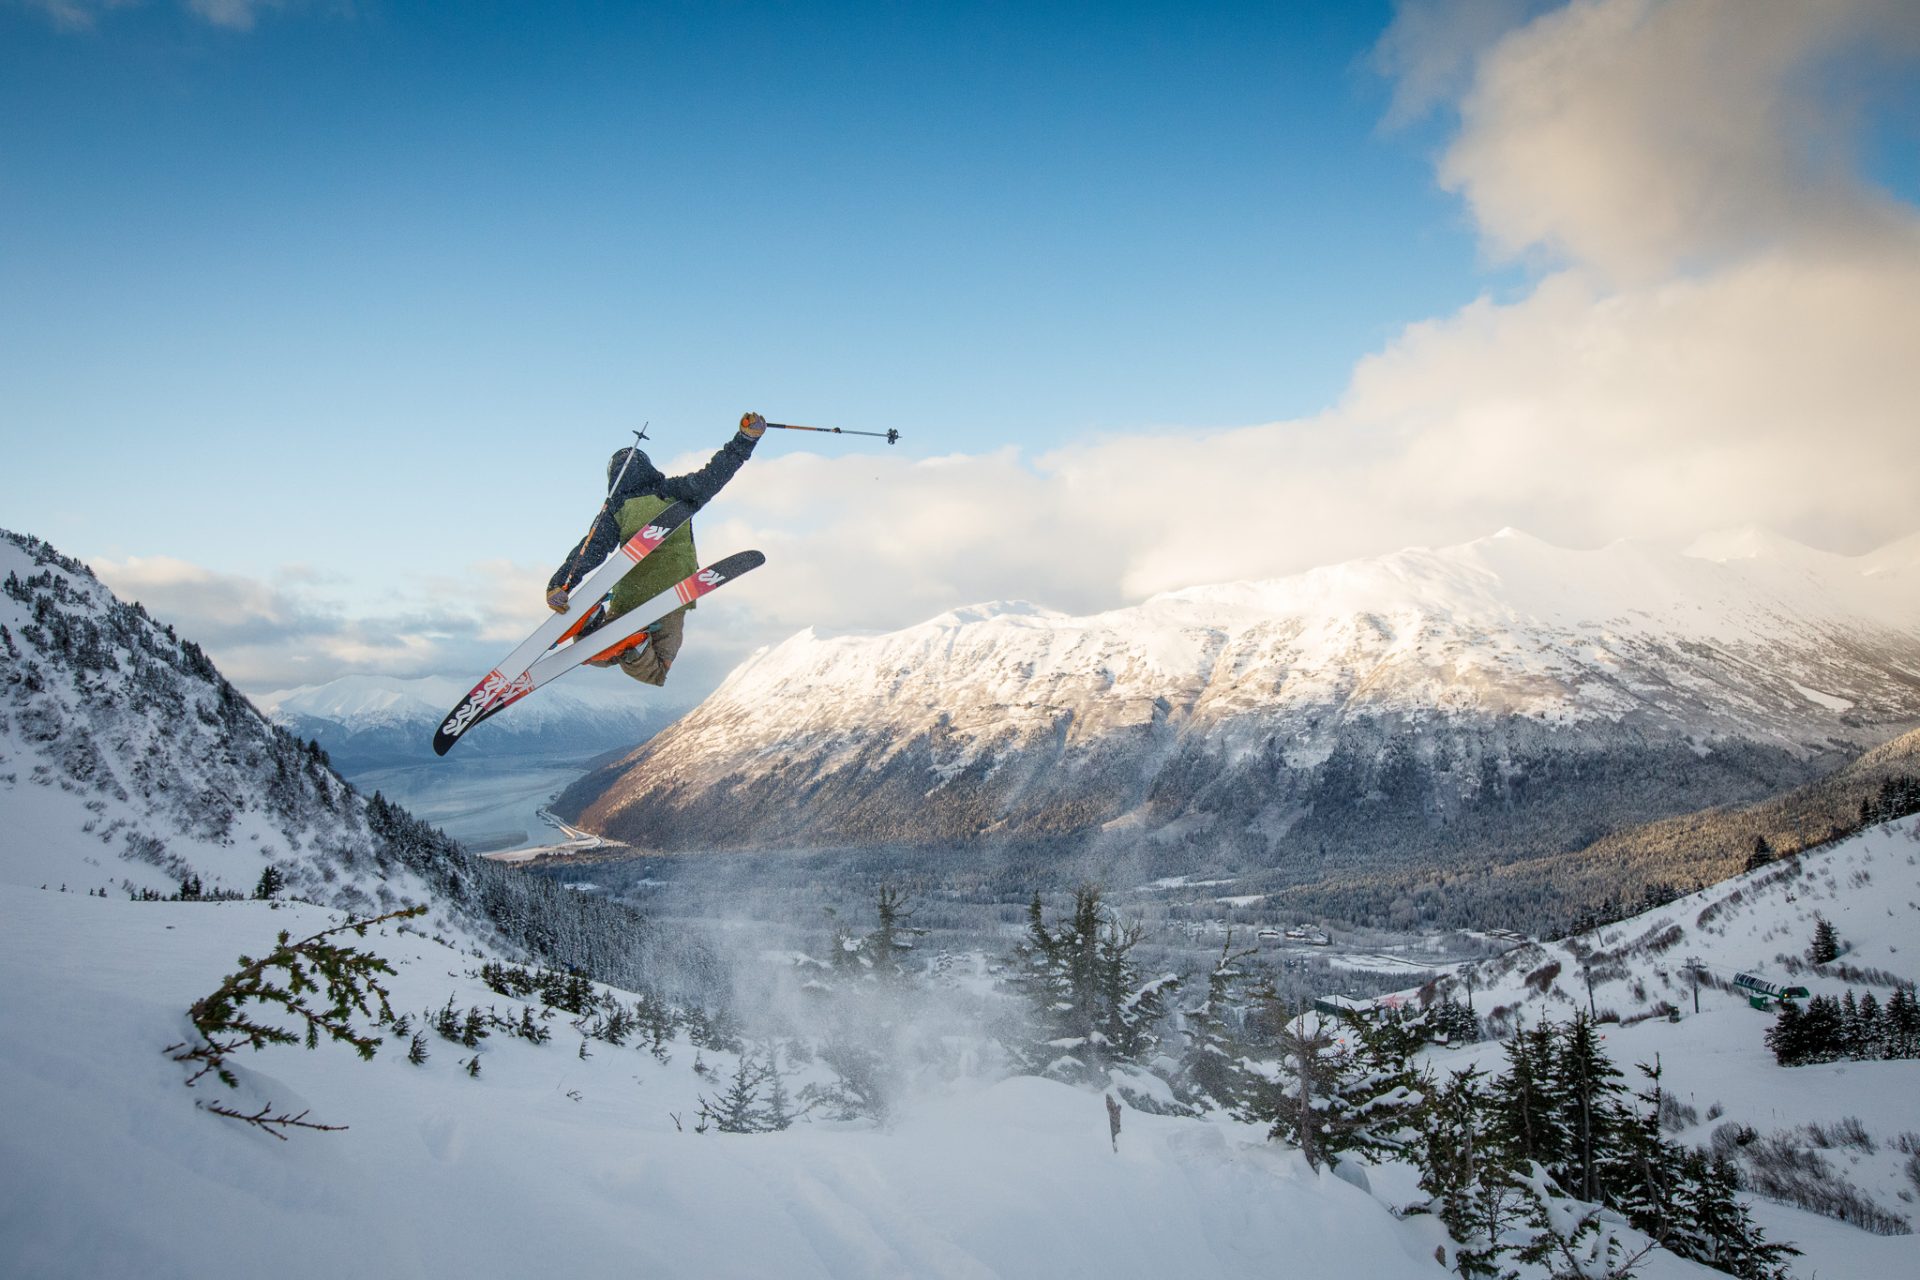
[561,528,1920,868]
[0,529,687,989]
[257,671,655,772]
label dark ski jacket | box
[548,430,758,618]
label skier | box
[544,413,766,686]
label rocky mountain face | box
[257,673,656,773]
[0,529,692,989]
[559,529,1920,879]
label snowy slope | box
[0,530,679,987]
[1437,814,1920,1032]
[0,531,445,912]
[1409,815,1920,1242]
[564,528,1920,860]
[0,885,1446,1280]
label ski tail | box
[431,501,696,757]
[443,550,767,747]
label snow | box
[611,526,1920,823]
[1788,680,1855,713]
[0,885,1450,1280]
[1399,814,1920,1263]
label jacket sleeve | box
[660,431,759,509]
[549,505,622,593]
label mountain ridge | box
[558,527,1920,871]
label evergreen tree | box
[1797,995,1844,1063]
[760,1044,796,1132]
[1429,997,1482,1045]
[253,865,285,899]
[1255,1004,1354,1171]
[1003,885,1175,1083]
[1742,834,1773,873]
[1174,937,1260,1114]
[1838,989,1862,1059]
[1886,986,1919,1059]
[1512,1164,1655,1280]
[1415,1066,1525,1280]
[1602,1057,1687,1248]
[1337,1007,1431,1160]
[699,1051,773,1134]
[1764,998,1806,1066]
[1551,1012,1626,1203]
[1809,915,1839,965]
[1488,1019,1565,1175]
[1671,1151,1797,1280]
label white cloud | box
[91,554,544,692]
[183,0,285,30]
[1429,0,1920,280]
[18,0,298,32]
[685,0,1920,630]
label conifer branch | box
[198,1099,349,1140]
[166,906,425,1095]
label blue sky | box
[3,2,1483,565]
[5,0,1918,704]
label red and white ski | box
[431,502,695,756]
[433,548,766,754]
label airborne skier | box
[434,411,893,754]
[543,413,767,687]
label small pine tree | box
[1337,1007,1432,1160]
[432,996,462,1043]
[1551,1012,1627,1203]
[165,906,425,1135]
[699,1052,773,1133]
[1765,998,1806,1066]
[1174,937,1261,1114]
[253,865,285,899]
[1416,1065,1529,1280]
[1809,915,1840,965]
[1488,1019,1564,1175]
[1256,1004,1353,1172]
[760,1045,796,1132]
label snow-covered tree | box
[1173,937,1261,1114]
[1003,885,1177,1084]
[1414,1065,1528,1279]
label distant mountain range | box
[557,527,1920,879]
[256,672,657,772]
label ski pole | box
[765,422,901,445]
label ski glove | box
[546,586,570,613]
[739,412,766,439]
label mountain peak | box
[1681,525,1822,564]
